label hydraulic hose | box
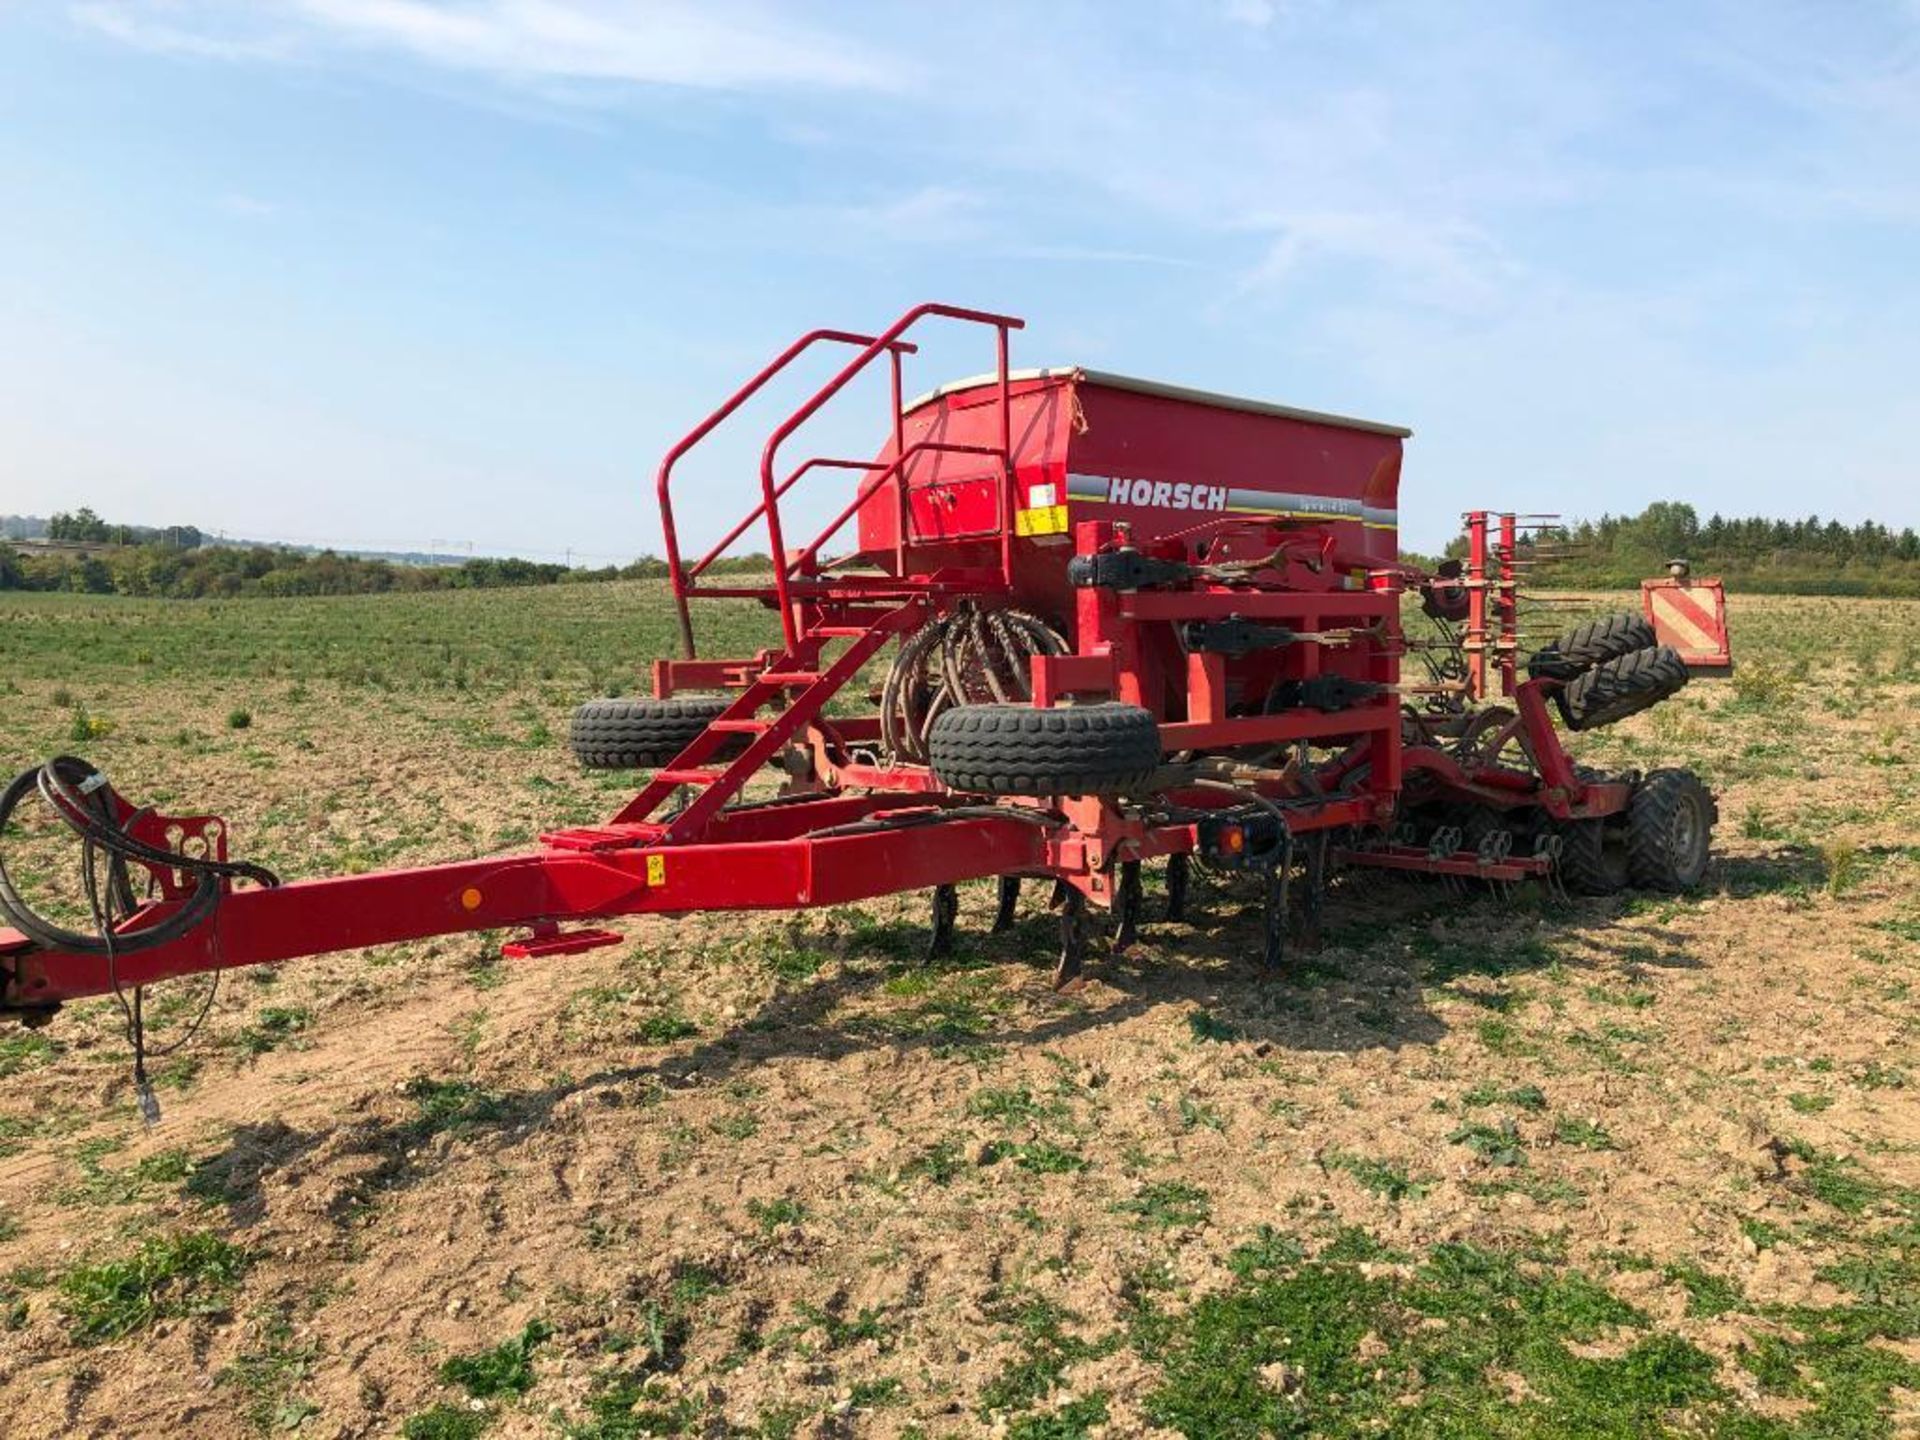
[0,755,279,956]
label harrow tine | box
[991,875,1021,933]
[1165,852,1191,923]
[1260,832,1296,976]
[1053,888,1087,992]
[1113,859,1143,953]
[1298,831,1328,951]
[926,883,959,963]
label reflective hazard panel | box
[1014,504,1070,537]
[1642,578,1732,673]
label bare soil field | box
[0,585,1915,1439]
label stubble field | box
[0,583,1916,1439]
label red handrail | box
[787,440,1007,577]
[757,303,1024,651]
[657,329,916,659]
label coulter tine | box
[926,883,959,963]
[1165,853,1191,924]
[992,875,1021,933]
[1053,889,1088,992]
[1113,859,1143,953]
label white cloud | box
[1221,0,1276,28]
[72,1,296,60]
[75,0,900,91]
[218,192,280,217]
[1241,211,1514,314]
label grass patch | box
[746,1197,805,1233]
[980,1293,1118,1416]
[968,1085,1059,1124]
[219,1306,321,1435]
[981,1140,1089,1174]
[1188,1010,1240,1044]
[1116,1180,1211,1229]
[404,1076,512,1137]
[0,1029,60,1078]
[236,1005,312,1056]
[441,1318,552,1398]
[1132,1238,1750,1437]
[1449,1118,1527,1168]
[1324,1150,1430,1202]
[559,1372,697,1438]
[635,1012,700,1044]
[1554,1116,1618,1151]
[60,1230,250,1342]
[61,1141,194,1206]
[402,1405,492,1440]
[1007,1393,1110,1438]
[1663,1261,1743,1318]
[1463,1081,1548,1111]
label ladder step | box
[759,671,823,686]
[502,926,625,960]
[655,767,728,785]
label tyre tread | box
[928,703,1161,796]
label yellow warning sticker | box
[1015,504,1070,537]
[646,854,666,886]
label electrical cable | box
[0,756,279,1122]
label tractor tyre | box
[928,703,1161,797]
[1627,768,1716,892]
[1458,804,1523,856]
[1527,611,1656,681]
[1552,817,1628,895]
[1558,646,1689,731]
[568,695,736,770]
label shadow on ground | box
[191,856,1728,1215]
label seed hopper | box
[0,303,1728,1096]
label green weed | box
[236,1005,311,1056]
[1187,1010,1240,1043]
[746,1197,805,1233]
[60,1230,250,1342]
[635,1012,699,1044]
[404,1076,512,1137]
[441,1318,552,1398]
[1324,1151,1430,1202]
[219,1306,321,1435]
[1554,1116,1618,1151]
[981,1140,1088,1174]
[1116,1180,1211,1229]
[1449,1118,1527,1167]
[402,1405,491,1440]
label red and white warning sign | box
[1642,577,1732,672]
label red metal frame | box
[0,303,1696,1017]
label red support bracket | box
[1031,652,1115,707]
[502,924,626,960]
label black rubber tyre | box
[928,703,1161,797]
[1553,817,1628,895]
[1559,646,1689,731]
[1627,768,1716,891]
[1458,804,1528,857]
[568,695,734,769]
[1527,611,1657,681]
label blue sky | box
[2,1,1916,560]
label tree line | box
[1446,503,1920,597]
[0,510,769,599]
[5,503,1915,599]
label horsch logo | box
[1105,477,1229,512]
